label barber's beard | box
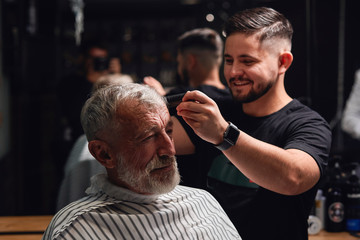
[230,77,274,103]
[116,155,180,195]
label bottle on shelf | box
[345,169,360,232]
[315,189,326,229]
[325,162,346,232]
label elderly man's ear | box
[88,140,116,168]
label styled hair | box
[177,28,223,68]
[224,7,293,44]
[81,83,166,141]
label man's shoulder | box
[284,99,328,124]
[43,194,116,239]
[172,185,216,199]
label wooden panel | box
[0,215,52,232]
[0,215,52,240]
[0,234,43,240]
[309,230,358,240]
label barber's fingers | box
[179,109,219,144]
[176,90,216,114]
[178,104,226,145]
[176,101,214,122]
[177,91,218,119]
[176,91,212,118]
[176,90,226,144]
[179,109,208,125]
[181,90,214,104]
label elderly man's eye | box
[166,129,173,138]
[142,134,154,142]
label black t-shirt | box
[168,85,232,189]
[176,98,332,240]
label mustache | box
[229,76,251,83]
[146,155,176,172]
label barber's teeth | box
[234,82,247,86]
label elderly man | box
[43,83,240,240]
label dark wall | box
[0,0,357,215]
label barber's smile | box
[230,78,251,88]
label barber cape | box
[42,173,241,240]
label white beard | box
[116,155,181,195]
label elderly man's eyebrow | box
[134,119,172,142]
[167,119,174,128]
[134,126,156,142]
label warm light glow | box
[206,13,215,22]
[180,0,201,5]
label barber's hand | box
[109,58,121,74]
[143,76,166,96]
[176,90,228,145]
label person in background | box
[144,27,229,102]
[58,40,122,145]
[340,68,360,163]
[43,83,241,240]
[342,68,360,140]
[55,40,122,179]
[173,7,332,240]
[144,28,232,188]
[56,74,134,210]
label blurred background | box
[0,0,359,215]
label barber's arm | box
[176,90,320,196]
[171,116,196,155]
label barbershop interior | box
[1,0,360,239]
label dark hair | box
[177,28,223,56]
[177,28,223,68]
[81,39,110,57]
[224,7,293,43]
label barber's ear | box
[88,140,116,168]
[278,52,293,74]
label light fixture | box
[206,13,215,22]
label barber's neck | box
[242,83,292,117]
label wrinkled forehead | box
[116,100,169,135]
